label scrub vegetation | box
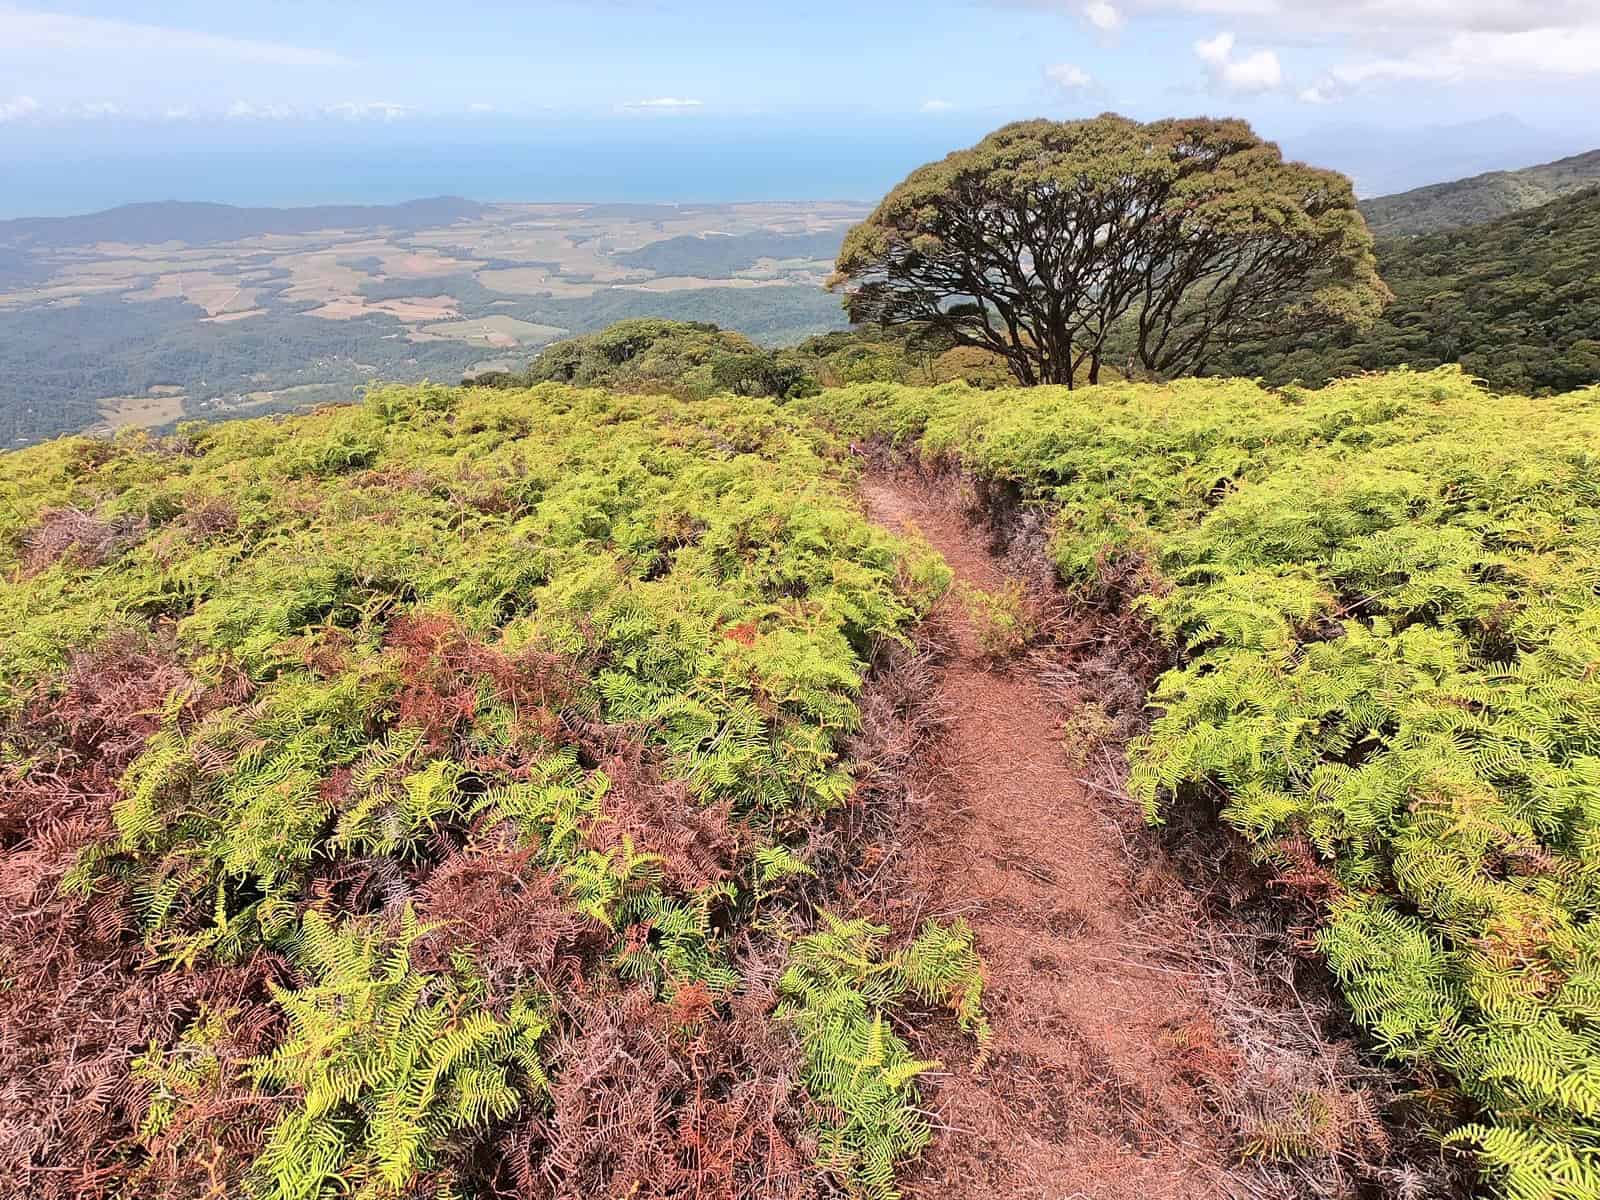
[8,107,1600,1200]
[802,366,1600,1200]
[0,382,983,1200]
[8,364,1600,1199]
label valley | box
[0,197,866,446]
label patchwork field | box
[0,197,866,446]
[414,315,569,348]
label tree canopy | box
[829,115,1390,387]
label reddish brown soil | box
[862,474,1236,1200]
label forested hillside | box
[1221,185,1600,394]
[611,230,844,277]
[482,319,1018,401]
[1359,148,1600,237]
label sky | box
[3,2,1600,215]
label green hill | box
[1222,184,1600,394]
[611,229,844,278]
[1360,148,1600,238]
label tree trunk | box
[1038,338,1076,388]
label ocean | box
[1,121,994,219]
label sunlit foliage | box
[805,366,1600,1198]
[0,381,978,1198]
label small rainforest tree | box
[828,114,1391,387]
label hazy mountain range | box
[1358,148,1600,237]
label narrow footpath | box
[862,472,1236,1200]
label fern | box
[777,913,989,1200]
[248,910,549,1200]
[803,366,1600,1198]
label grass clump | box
[958,579,1037,662]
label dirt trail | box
[862,473,1235,1200]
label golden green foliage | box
[959,580,1037,661]
[801,367,1600,1198]
[928,345,1017,389]
[778,914,988,1200]
[514,318,816,400]
[248,910,549,1200]
[0,381,979,1197]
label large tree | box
[828,115,1391,387]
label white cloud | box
[1301,25,1600,101]
[1045,62,1094,90]
[0,5,347,67]
[920,98,957,112]
[324,101,412,121]
[1082,1,1122,31]
[1350,27,1600,83]
[467,102,497,114]
[1221,48,1281,90]
[620,97,705,114]
[1193,30,1281,92]
[1194,31,1233,64]
[1006,0,1600,96]
[0,94,39,122]
[226,100,298,120]
[1120,1,1596,35]
[1141,1,1600,97]
[76,101,119,119]
[997,1,1118,31]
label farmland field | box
[0,197,866,446]
[414,315,569,348]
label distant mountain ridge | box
[0,196,487,250]
[1359,148,1600,237]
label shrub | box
[959,580,1037,661]
[0,382,959,1199]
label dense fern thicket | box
[484,318,1021,404]
[510,319,815,400]
[16,364,1600,1198]
[804,369,1600,1199]
[0,384,984,1199]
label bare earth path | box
[861,473,1236,1200]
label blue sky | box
[3,2,1599,212]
